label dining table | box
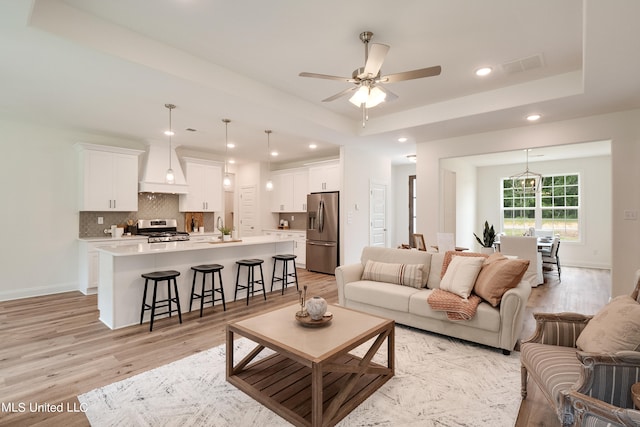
[494,237,553,252]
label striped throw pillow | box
[361,260,424,288]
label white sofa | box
[335,246,532,354]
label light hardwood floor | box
[0,266,610,426]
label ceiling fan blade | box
[380,65,442,83]
[322,86,357,102]
[299,72,354,82]
[360,43,390,78]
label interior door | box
[239,185,257,237]
[370,182,387,247]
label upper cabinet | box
[77,143,143,211]
[308,161,340,193]
[270,169,308,212]
[179,158,222,212]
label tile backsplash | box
[79,193,216,237]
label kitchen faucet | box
[216,216,223,230]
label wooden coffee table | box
[226,304,395,427]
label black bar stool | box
[140,270,182,332]
[189,264,226,317]
[234,259,266,305]
[271,254,298,295]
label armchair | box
[520,274,640,427]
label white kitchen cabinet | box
[292,170,309,212]
[308,161,340,192]
[77,144,143,211]
[270,169,308,212]
[179,158,222,212]
[263,229,306,267]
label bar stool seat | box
[140,270,182,331]
[234,259,266,305]
[189,264,226,317]
[271,254,298,295]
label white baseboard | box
[0,282,80,302]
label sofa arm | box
[562,389,640,427]
[335,263,364,305]
[522,312,593,348]
[498,280,532,351]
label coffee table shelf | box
[226,304,394,427]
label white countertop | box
[95,235,294,256]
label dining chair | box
[498,236,544,287]
[541,238,561,281]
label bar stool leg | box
[259,263,267,300]
[173,277,182,323]
[282,260,289,295]
[246,265,252,306]
[140,279,149,325]
[189,271,198,312]
[199,271,207,317]
[292,259,299,291]
[271,258,277,292]
[150,282,158,332]
[167,279,173,318]
[217,269,226,311]
[234,265,241,302]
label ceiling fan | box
[299,31,442,126]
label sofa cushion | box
[576,295,640,353]
[344,280,420,313]
[520,342,581,405]
[439,255,485,299]
[361,260,424,288]
[427,253,445,289]
[361,246,431,287]
[473,253,529,307]
[440,251,489,278]
[409,290,501,332]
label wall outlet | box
[97,216,104,224]
[291,215,294,221]
[624,210,638,220]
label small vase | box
[305,296,327,320]
[223,234,231,241]
[480,246,495,254]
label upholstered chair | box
[520,271,640,426]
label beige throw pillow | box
[361,260,424,289]
[440,251,488,278]
[474,253,529,307]
[576,295,640,353]
[439,255,485,299]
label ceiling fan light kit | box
[299,30,441,127]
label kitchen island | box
[96,236,295,329]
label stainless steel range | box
[136,219,190,243]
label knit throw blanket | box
[427,289,482,321]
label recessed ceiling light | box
[397,137,408,143]
[526,114,542,121]
[228,159,235,164]
[475,67,493,77]
[271,151,278,157]
[164,130,174,136]
[309,143,317,149]
[406,154,416,163]
[226,143,235,148]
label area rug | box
[79,326,521,426]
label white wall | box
[391,164,416,247]
[0,117,144,300]
[439,157,477,250]
[341,145,392,265]
[417,109,640,297]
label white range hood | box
[139,141,188,194]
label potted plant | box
[474,221,496,253]
[218,226,232,241]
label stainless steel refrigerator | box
[306,191,339,274]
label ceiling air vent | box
[501,53,545,75]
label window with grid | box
[501,173,580,241]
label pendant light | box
[265,130,273,191]
[509,149,542,194]
[222,118,232,190]
[164,103,176,184]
